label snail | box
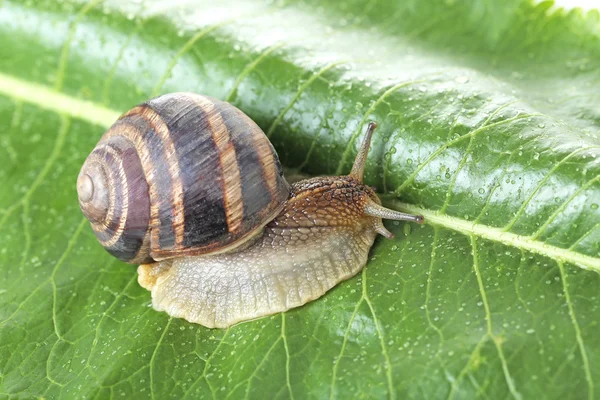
[77,93,424,328]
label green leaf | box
[1,0,599,398]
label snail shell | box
[77,93,289,264]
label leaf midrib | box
[388,200,600,273]
[1,71,597,273]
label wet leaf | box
[1,0,599,398]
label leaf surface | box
[1,0,599,399]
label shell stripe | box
[127,106,186,249]
[247,110,280,200]
[85,156,118,238]
[219,106,274,229]
[87,138,152,263]
[119,145,152,263]
[189,95,244,234]
[90,144,128,248]
[103,110,161,249]
[105,107,185,253]
[145,94,228,253]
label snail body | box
[78,93,423,328]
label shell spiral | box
[77,93,290,264]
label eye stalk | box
[349,121,424,238]
[349,121,378,182]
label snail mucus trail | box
[77,93,424,328]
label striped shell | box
[77,93,290,264]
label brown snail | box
[77,93,423,328]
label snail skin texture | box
[77,93,424,328]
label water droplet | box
[407,158,413,165]
[538,123,545,128]
[591,203,599,210]
[454,76,469,84]
[478,188,485,194]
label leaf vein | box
[362,269,395,400]
[266,61,346,138]
[334,77,429,176]
[281,313,295,400]
[394,113,539,195]
[150,318,173,400]
[225,43,285,102]
[473,135,541,224]
[0,116,71,232]
[531,174,600,240]
[557,261,594,400]
[244,336,282,400]
[102,20,146,105]
[440,101,517,212]
[424,227,444,356]
[569,221,600,251]
[54,0,104,91]
[470,236,521,400]
[386,199,600,272]
[504,145,600,231]
[329,298,363,400]
[151,21,233,96]
[84,272,136,378]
